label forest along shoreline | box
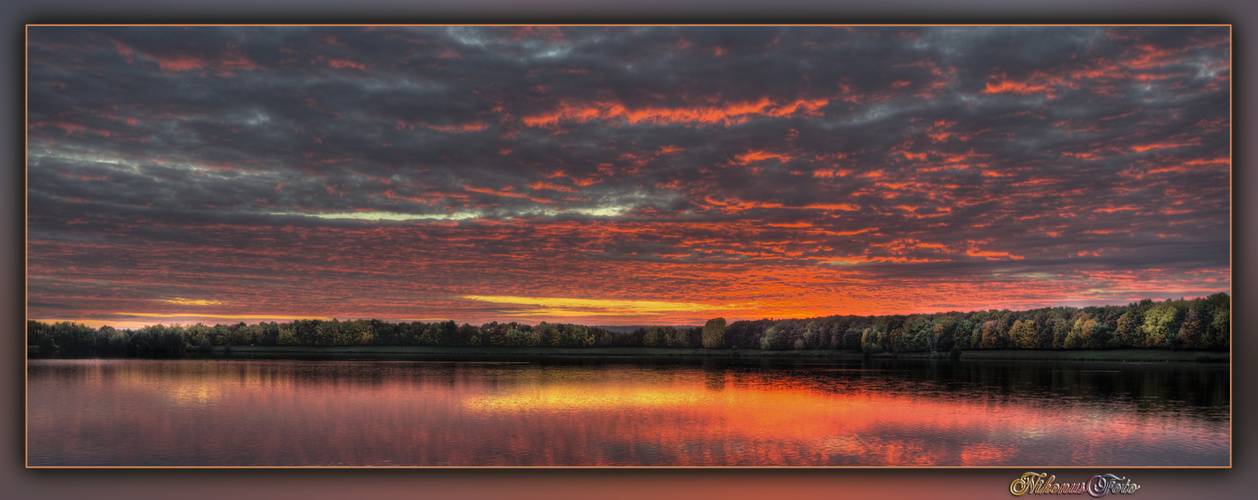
[27,294,1231,363]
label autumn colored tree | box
[759,324,790,351]
[979,320,1000,349]
[1143,300,1185,348]
[1178,305,1204,350]
[701,318,726,349]
[1010,319,1035,349]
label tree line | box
[726,293,1229,355]
[27,293,1229,358]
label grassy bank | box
[223,345,864,360]
[28,344,1227,363]
[948,349,1229,363]
[213,345,1227,363]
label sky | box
[25,25,1231,328]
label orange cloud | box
[427,121,489,133]
[522,97,830,128]
[1129,139,1200,153]
[153,54,207,72]
[326,58,366,70]
[965,241,1024,261]
[527,181,573,192]
[983,72,1069,98]
[984,79,1055,97]
[734,150,794,165]
[463,185,555,204]
[704,196,859,213]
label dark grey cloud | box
[26,26,1231,323]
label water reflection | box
[27,358,1229,466]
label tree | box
[903,316,933,352]
[314,320,339,346]
[1204,294,1230,350]
[51,322,96,356]
[1010,319,1035,349]
[455,323,479,346]
[349,320,376,345]
[1116,302,1148,348]
[760,320,803,350]
[662,326,688,348]
[1084,320,1113,349]
[701,318,726,349]
[842,327,863,351]
[228,322,248,346]
[760,327,787,351]
[1143,300,1185,348]
[979,320,1000,349]
[537,323,561,347]
[1178,306,1205,350]
[724,319,773,349]
[37,333,57,356]
[276,324,299,346]
[28,320,49,346]
[930,317,957,353]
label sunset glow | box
[26,26,1230,327]
[461,295,738,318]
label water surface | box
[27,357,1229,466]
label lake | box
[26,357,1229,467]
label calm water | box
[27,357,1229,467]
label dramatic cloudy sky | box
[26,25,1230,328]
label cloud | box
[26,26,1230,325]
[161,298,225,306]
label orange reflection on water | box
[97,360,298,408]
[27,360,1229,467]
[456,368,1225,466]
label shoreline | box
[32,345,1223,363]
